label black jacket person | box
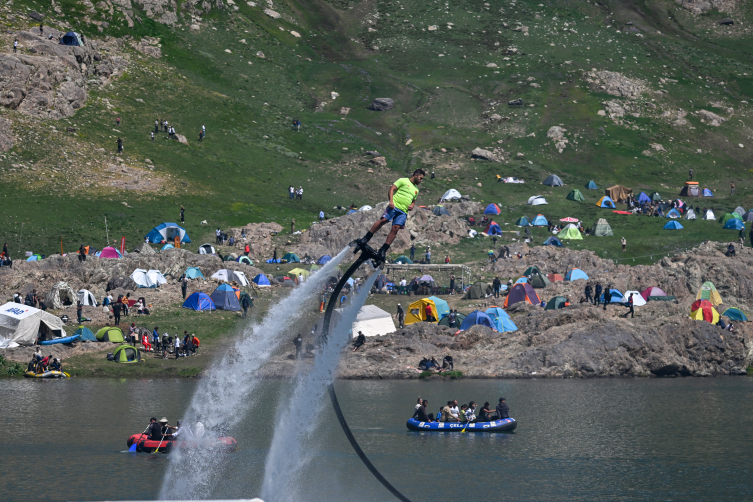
[495,398,509,420]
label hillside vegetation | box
[1,0,752,264]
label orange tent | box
[504,283,541,308]
[547,273,564,282]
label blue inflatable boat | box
[40,334,81,345]
[406,417,517,432]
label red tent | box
[503,283,541,308]
[640,287,667,301]
[547,273,564,282]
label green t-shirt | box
[392,178,418,213]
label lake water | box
[1,377,752,501]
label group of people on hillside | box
[145,327,200,360]
[288,186,304,200]
[413,397,510,423]
[417,354,454,372]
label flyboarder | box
[353,169,425,263]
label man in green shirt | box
[354,169,425,262]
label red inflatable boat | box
[127,433,238,454]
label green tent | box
[282,252,300,263]
[545,296,569,310]
[731,212,743,220]
[395,256,413,264]
[112,344,141,363]
[439,312,467,326]
[591,218,613,237]
[308,264,320,271]
[238,256,253,265]
[650,192,662,201]
[515,216,530,226]
[464,281,492,299]
[96,327,124,343]
[523,266,542,276]
[566,189,586,202]
[559,226,583,240]
[529,273,551,289]
[720,213,737,224]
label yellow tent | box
[696,281,723,306]
[288,268,311,281]
[404,298,440,325]
[689,304,720,324]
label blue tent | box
[459,310,496,330]
[585,180,598,190]
[531,214,548,226]
[347,209,358,215]
[427,296,450,319]
[182,292,216,311]
[266,259,281,263]
[663,221,684,230]
[637,192,651,204]
[60,31,84,46]
[184,267,204,279]
[515,277,528,284]
[543,236,563,247]
[145,222,191,244]
[485,222,502,235]
[597,196,616,208]
[722,308,748,322]
[161,243,175,251]
[565,268,589,281]
[666,208,681,218]
[723,218,745,230]
[515,216,529,226]
[703,188,714,197]
[210,284,241,311]
[253,273,271,286]
[485,307,517,333]
[484,203,501,215]
[74,326,96,341]
[599,289,624,304]
[26,254,41,262]
[317,255,332,265]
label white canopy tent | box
[130,269,167,288]
[77,289,97,306]
[348,305,396,339]
[211,269,249,286]
[440,189,463,202]
[0,303,65,346]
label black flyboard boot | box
[351,231,373,253]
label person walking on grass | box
[319,210,324,222]
[117,137,123,153]
[174,335,181,359]
[181,275,188,300]
[291,219,295,233]
[731,181,736,195]
[116,117,121,126]
[180,205,185,223]
[353,169,425,262]
[155,120,159,133]
[241,293,251,318]
[13,39,17,53]
[688,168,693,180]
[621,237,627,252]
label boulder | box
[508,98,524,106]
[583,70,646,99]
[370,156,387,167]
[675,0,738,15]
[471,147,500,162]
[368,98,394,111]
[697,109,726,126]
[719,17,734,24]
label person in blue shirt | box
[153,327,160,351]
[319,210,324,222]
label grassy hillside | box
[1,0,752,264]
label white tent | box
[77,289,97,306]
[684,209,697,220]
[350,305,396,338]
[199,244,216,255]
[440,189,463,202]
[623,291,647,307]
[702,209,715,221]
[0,303,65,346]
[211,269,249,286]
[359,205,373,211]
[130,269,167,288]
[527,195,548,205]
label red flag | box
[120,236,125,255]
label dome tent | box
[99,247,121,259]
[404,297,449,325]
[237,256,253,265]
[210,284,241,311]
[484,203,501,215]
[182,292,216,311]
[45,282,78,309]
[696,281,722,305]
[548,273,564,282]
[545,296,569,310]
[622,291,647,307]
[161,243,174,251]
[685,209,697,220]
[702,209,716,220]
[529,273,551,289]
[252,274,271,287]
[599,288,624,303]
[722,308,748,322]
[531,214,548,226]
[394,256,412,264]
[439,312,466,326]
[543,236,563,247]
[96,327,125,343]
[77,289,97,306]
[433,206,451,216]
[542,174,564,187]
[640,287,668,301]
[199,244,216,255]
[317,255,332,265]
[527,195,548,205]
[515,216,530,226]
[484,221,502,235]
[637,192,651,203]
[663,221,683,230]
[440,189,463,202]
[184,267,204,279]
[596,196,616,208]
[211,269,249,286]
[503,283,541,308]
[651,192,662,201]
[559,225,582,240]
[464,281,492,300]
[666,208,681,218]
[567,189,585,202]
[565,268,589,281]
[723,218,745,230]
[591,218,613,237]
[282,252,300,263]
[112,344,141,363]
[459,310,496,330]
[523,266,542,276]
[74,326,96,341]
[145,222,191,244]
[60,31,84,46]
[485,307,517,333]
[130,269,167,288]
[703,188,714,197]
[585,180,598,190]
[690,299,719,324]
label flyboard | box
[321,241,413,502]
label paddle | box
[152,431,167,454]
[129,424,150,452]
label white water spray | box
[260,272,379,502]
[159,247,350,500]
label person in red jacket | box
[244,244,250,257]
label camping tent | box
[96,327,125,343]
[347,209,358,215]
[317,255,332,265]
[404,297,449,324]
[666,208,681,218]
[211,269,249,286]
[696,281,722,305]
[145,223,191,244]
[459,310,496,330]
[440,189,463,202]
[745,211,753,222]
[134,242,155,255]
[289,268,311,282]
[433,206,451,216]
[199,244,216,255]
[640,287,667,301]
[26,254,42,262]
[100,247,121,259]
[565,268,589,281]
[0,303,65,346]
[394,256,412,264]
[585,180,598,190]
[484,203,501,215]
[735,206,747,217]
[524,266,542,276]
[484,221,502,235]
[723,218,745,230]
[112,344,141,363]
[464,281,492,300]
[360,205,373,211]
[485,307,517,333]
[543,236,563,247]
[690,299,719,324]
[591,218,614,237]
[77,289,97,306]
[252,274,271,287]
[685,209,697,220]
[515,216,530,226]
[130,269,167,288]
[184,267,204,279]
[237,256,253,265]
[596,196,616,208]
[161,243,175,251]
[542,174,565,186]
[60,31,84,46]
[559,225,583,240]
[545,296,569,310]
[599,289,624,303]
[722,308,748,322]
[45,281,77,309]
[439,312,467,326]
[547,273,564,282]
[515,277,528,284]
[606,185,632,202]
[663,221,683,230]
[351,305,396,338]
[531,214,548,226]
[703,188,714,197]
[504,283,541,308]
[210,284,241,311]
[182,292,216,311]
[74,326,96,341]
[702,209,715,220]
[680,182,700,197]
[622,291,647,307]
[282,253,300,263]
[720,212,737,224]
[527,196,548,205]
[637,192,652,204]
[529,273,551,289]
[567,189,585,202]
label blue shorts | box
[382,206,407,227]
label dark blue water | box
[1,377,752,501]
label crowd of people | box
[417,354,454,372]
[141,326,200,360]
[412,396,510,423]
[27,346,63,374]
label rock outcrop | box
[368,98,394,111]
[583,70,646,99]
[221,222,283,260]
[675,0,738,14]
